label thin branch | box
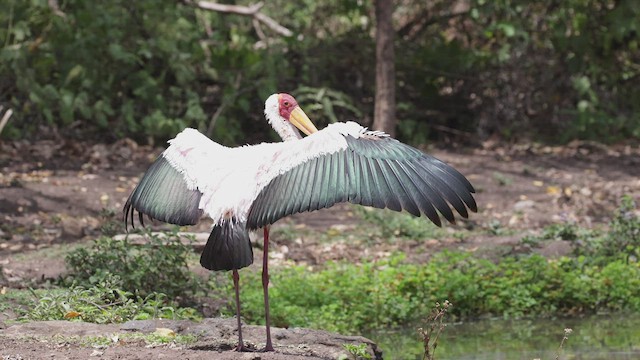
[253,12,293,37]
[0,108,13,137]
[398,8,430,38]
[188,1,293,37]
[252,18,268,49]
[430,124,474,138]
[206,101,228,137]
[206,72,242,137]
[48,0,66,18]
[253,18,267,42]
[399,10,470,41]
[193,1,263,15]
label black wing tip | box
[200,220,253,271]
[122,201,145,231]
[122,155,204,230]
[123,198,134,231]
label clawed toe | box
[235,344,256,352]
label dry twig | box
[418,300,452,360]
[186,1,292,37]
[555,328,573,360]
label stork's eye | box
[283,101,290,107]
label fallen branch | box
[113,231,260,249]
[187,1,293,37]
[113,232,210,249]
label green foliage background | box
[1,0,639,143]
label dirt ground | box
[0,318,381,360]
[1,138,639,359]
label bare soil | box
[0,319,380,359]
[1,138,639,359]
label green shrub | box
[355,207,446,241]
[604,196,640,260]
[225,251,640,334]
[26,275,200,323]
[566,196,640,263]
[64,229,203,300]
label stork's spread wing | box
[246,132,476,229]
[123,128,219,228]
[124,156,203,228]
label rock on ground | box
[0,318,382,360]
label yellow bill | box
[289,106,318,136]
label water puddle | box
[368,313,640,359]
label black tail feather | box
[200,220,253,271]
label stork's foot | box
[235,344,256,352]
[259,344,275,352]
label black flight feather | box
[247,133,477,230]
[123,156,203,229]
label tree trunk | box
[373,0,396,137]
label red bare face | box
[278,93,298,121]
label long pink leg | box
[233,269,251,352]
[262,226,274,351]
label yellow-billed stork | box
[123,93,477,352]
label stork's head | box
[265,93,318,141]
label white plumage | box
[162,121,365,224]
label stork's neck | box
[265,109,302,141]
[278,123,303,141]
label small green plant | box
[25,276,200,323]
[605,196,640,260]
[269,223,309,244]
[519,223,584,248]
[541,223,580,241]
[418,301,451,360]
[342,343,372,360]
[294,86,362,125]
[64,228,203,299]
[566,196,640,263]
[355,207,445,240]
[519,234,542,248]
[492,172,512,186]
[49,332,199,347]
[486,220,507,236]
[555,328,573,360]
[98,208,122,237]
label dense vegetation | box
[1,0,638,143]
[3,197,636,338]
[223,198,640,334]
[230,252,639,334]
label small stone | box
[425,239,439,247]
[9,244,24,251]
[579,187,592,196]
[329,224,354,232]
[61,217,84,238]
[514,200,535,211]
[154,328,175,337]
